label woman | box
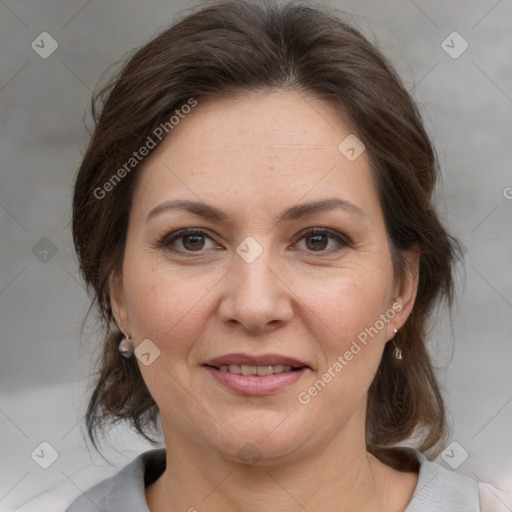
[66,1,504,510]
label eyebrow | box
[146,197,366,224]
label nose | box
[217,247,294,333]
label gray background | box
[1,0,511,510]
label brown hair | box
[72,0,461,463]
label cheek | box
[120,255,217,410]
[301,267,391,346]
[121,253,218,353]
[295,267,392,398]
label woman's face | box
[111,90,418,464]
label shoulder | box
[405,449,511,512]
[402,449,480,511]
[65,448,166,512]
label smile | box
[217,364,296,375]
[203,365,309,395]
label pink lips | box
[203,353,309,368]
[202,353,310,396]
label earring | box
[392,328,403,360]
[119,332,134,359]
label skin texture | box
[110,90,420,511]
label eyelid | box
[293,226,352,248]
[157,227,214,251]
[157,226,352,253]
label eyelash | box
[156,227,351,255]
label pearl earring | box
[119,332,134,359]
[392,328,403,360]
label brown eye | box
[158,228,217,253]
[305,233,329,251]
[294,228,350,253]
[181,233,206,251]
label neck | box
[145,409,413,512]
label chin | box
[200,415,318,467]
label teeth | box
[218,364,293,375]
[256,365,273,376]
[241,365,257,375]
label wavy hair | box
[72,0,461,465]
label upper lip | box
[203,353,310,369]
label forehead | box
[154,89,353,156]
[132,90,379,223]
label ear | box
[109,269,130,334]
[386,246,420,341]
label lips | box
[203,353,310,369]
[203,357,310,395]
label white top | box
[64,447,509,511]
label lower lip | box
[203,366,308,395]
